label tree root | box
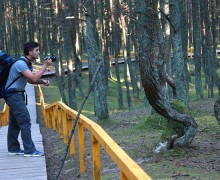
[174,124,198,147]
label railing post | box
[6,104,9,124]
[1,112,5,126]
[190,47,193,58]
[37,85,47,126]
[44,109,48,128]
[58,107,63,138]
[47,109,52,128]
[1,104,9,126]
[91,135,101,180]
[51,106,57,131]
[0,113,3,127]
[78,121,86,174]
[110,55,113,67]
[120,170,128,180]
[42,108,47,127]
[67,115,75,155]
[54,106,58,131]
[62,110,68,143]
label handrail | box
[0,103,9,128]
[37,85,152,180]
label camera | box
[45,56,56,62]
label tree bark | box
[192,0,203,100]
[82,0,109,120]
[72,0,84,98]
[214,98,220,125]
[118,0,139,99]
[211,0,220,95]
[61,0,78,110]
[200,0,214,98]
[99,0,110,93]
[170,0,189,108]
[110,0,124,110]
[137,0,198,147]
[50,0,68,105]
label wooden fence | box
[37,85,152,180]
[0,103,9,128]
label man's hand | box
[44,58,52,67]
[41,79,50,86]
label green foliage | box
[136,115,167,130]
[170,98,187,113]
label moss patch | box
[136,115,167,130]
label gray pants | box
[5,92,36,154]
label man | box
[4,41,52,157]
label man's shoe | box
[8,149,24,155]
[24,150,45,157]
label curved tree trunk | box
[137,0,198,147]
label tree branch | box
[158,8,177,33]
[166,74,176,98]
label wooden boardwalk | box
[0,84,47,180]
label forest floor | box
[35,89,220,180]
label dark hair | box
[24,41,39,55]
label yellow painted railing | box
[37,85,152,180]
[0,103,9,128]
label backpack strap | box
[4,58,28,90]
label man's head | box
[24,41,40,60]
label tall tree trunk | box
[27,0,36,41]
[40,0,49,59]
[181,0,189,92]
[200,7,208,90]
[82,0,109,120]
[21,0,27,46]
[11,1,21,56]
[61,0,78,110]
[160,0,173,98]
[71,0,84,98]
[117,1,132,109]
[129,0,140,88]
[118,0,139,99]
[217,1,220,45]
[187,1,193,49]
[201,0,214,98]
[211,0,220,95]
[99,0,110,93]
[170,0,189,108]
[110,0,124,110]
[192,0,203,100]
[137,0,198,147]
[50,0,68,105]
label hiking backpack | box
[0,53,26,98]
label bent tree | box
[137,0,198,147]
